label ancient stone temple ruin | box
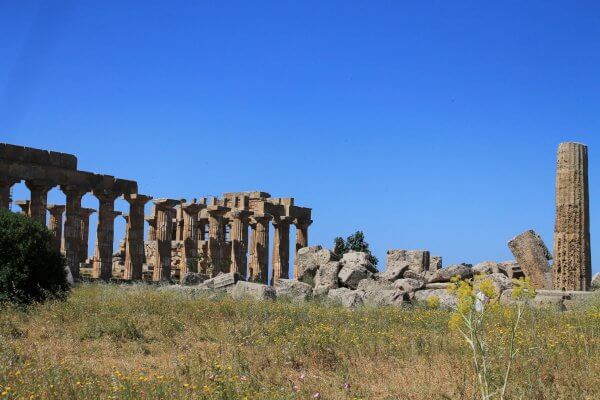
[553,142,592,291]
[0,143,312,284]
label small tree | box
[332,231,378,266]
[0,209,70,304]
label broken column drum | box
[553,142,592,291]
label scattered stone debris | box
[508,230,553,289]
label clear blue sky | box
[1,1,599,274]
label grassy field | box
[0,284,599,399]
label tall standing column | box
[25,180,54,225]
[249,214,271,284]
[0,178,19,210]
[61,186,87,280]
[293,219,312,279]
[554,142,592,291]
[206,206,228,276]
[229,209,251,278]
[123,194,152,280]
[180,202,204,280]
[47,204,65,253]
[272,216,292,283]
[78,208,96,264]
[92,190,121,280]
[152,199,178,281]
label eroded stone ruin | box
[0,143,311,284]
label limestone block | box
[414,289,458,310]
[341,251,377,273]
[472,261,501,276]
[313,261,341,296]
[508,230,553,289]
[386,250,430,274]
[592,273,600,290]
[403,270,430,282]
[203,272,240,290]
[482,273,513,296]
[428,264,473,283]
[338,264,371,289]
[181,272,208,286]
[394,278,425,292]
[378,261,409,282]
[274,279,313,302]
[327,287,365,308]
[498,261,523,279]
[356,279,405,307]
[294,246,334,283]
[429,256,443,272]
[230,281,276,301]
[424,282,450,290]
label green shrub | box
[0,209,69,304]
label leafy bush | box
[0,209,69,304]
[333,230,378,265]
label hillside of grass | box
[1,284,599,399]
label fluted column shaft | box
[207,207,227,276]
[180,203,203,280]
[249,215,271,284]
[0,179,19,210]
[554,142,592,291]
[78,208,95,263]
[153,199,178,281]
[229,210,250,278]
[124,194,152,280]
[47,205,65,253]
[272,217,292,283]
[92,190,121,280]
[26,180,54,225]
[293,219,312,279]
[61,186,87,280]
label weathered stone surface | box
[313,261,341,295]
[274,278,313,302]
[414,289,458,310]
[357,279,405,307]
[554,142,592,291]
[386,250,430,274]
[341,251,377,273]
[230,281,276,301]
[482,273,513,295]
[472,261,500,276]
[508,230,553,289]
[498,261,523,279]
[203,272,240,290]
[338,264,371,289]
[424,282,450,290]
[592,273,600,290]
[428,264,472,283]
[378,261,409,282]
[429,256,442,272]
[181,272,207,286]
[394,278,425,292]
[327,287,365,308]
[357,278,396,292]
[403,270,429,282]
[294,246,333,283]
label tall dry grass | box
[0,283,599,399]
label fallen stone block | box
[313,261,341,296]
[414,289,458,310]
[203,272,240,290]
[472,261,501,276]
[386,250,430,274]
[429,256,443,272]
[181,272,208,286]
[429,263,473,283]
[230,281,276,301]
[394,278,425,292]
[378,261,409,282]
[327,287,365,308]
[403,270,430,282]
[341,251,378,273]
[498,261,524,279]
[363,289,406,307]
[424,282,450,290]
[338,263,371,289]
[274,279,313,302]
[481,273,513,295]
[508,230,553,289]
[295,246,335,283]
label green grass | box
[0,284,599,399]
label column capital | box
[15,200,30,213]
[79,207,96,218]
[145,215,156,224]
[152,198,179,210]
[47,204,66,215]
[293,218,313,229]
[272,215,294,226]
[181,202,206,215]
[123,193,153,205]
[227,208,252,220]
[25,179,55,191]
[250,214,272,225]
[60,185,88,198]
[93,188,121,203]
[206,205,229,216]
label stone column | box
[554,142,592,291]
[152,199,178,281]
[123,194,152,280]
[206,206,228,276]
[25,180,54,225]
[272,216,292,283]
[15,200,30,215]
[47,204,65,253]
[0,178,19,210]
[78,208,96,264]
[249,214,271,284]
[146,216,157,241]
[180,202,204,280]
[92,190,121,280]
[61,186,87,280]
[229,209,251,278]
[293,219,312,279]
